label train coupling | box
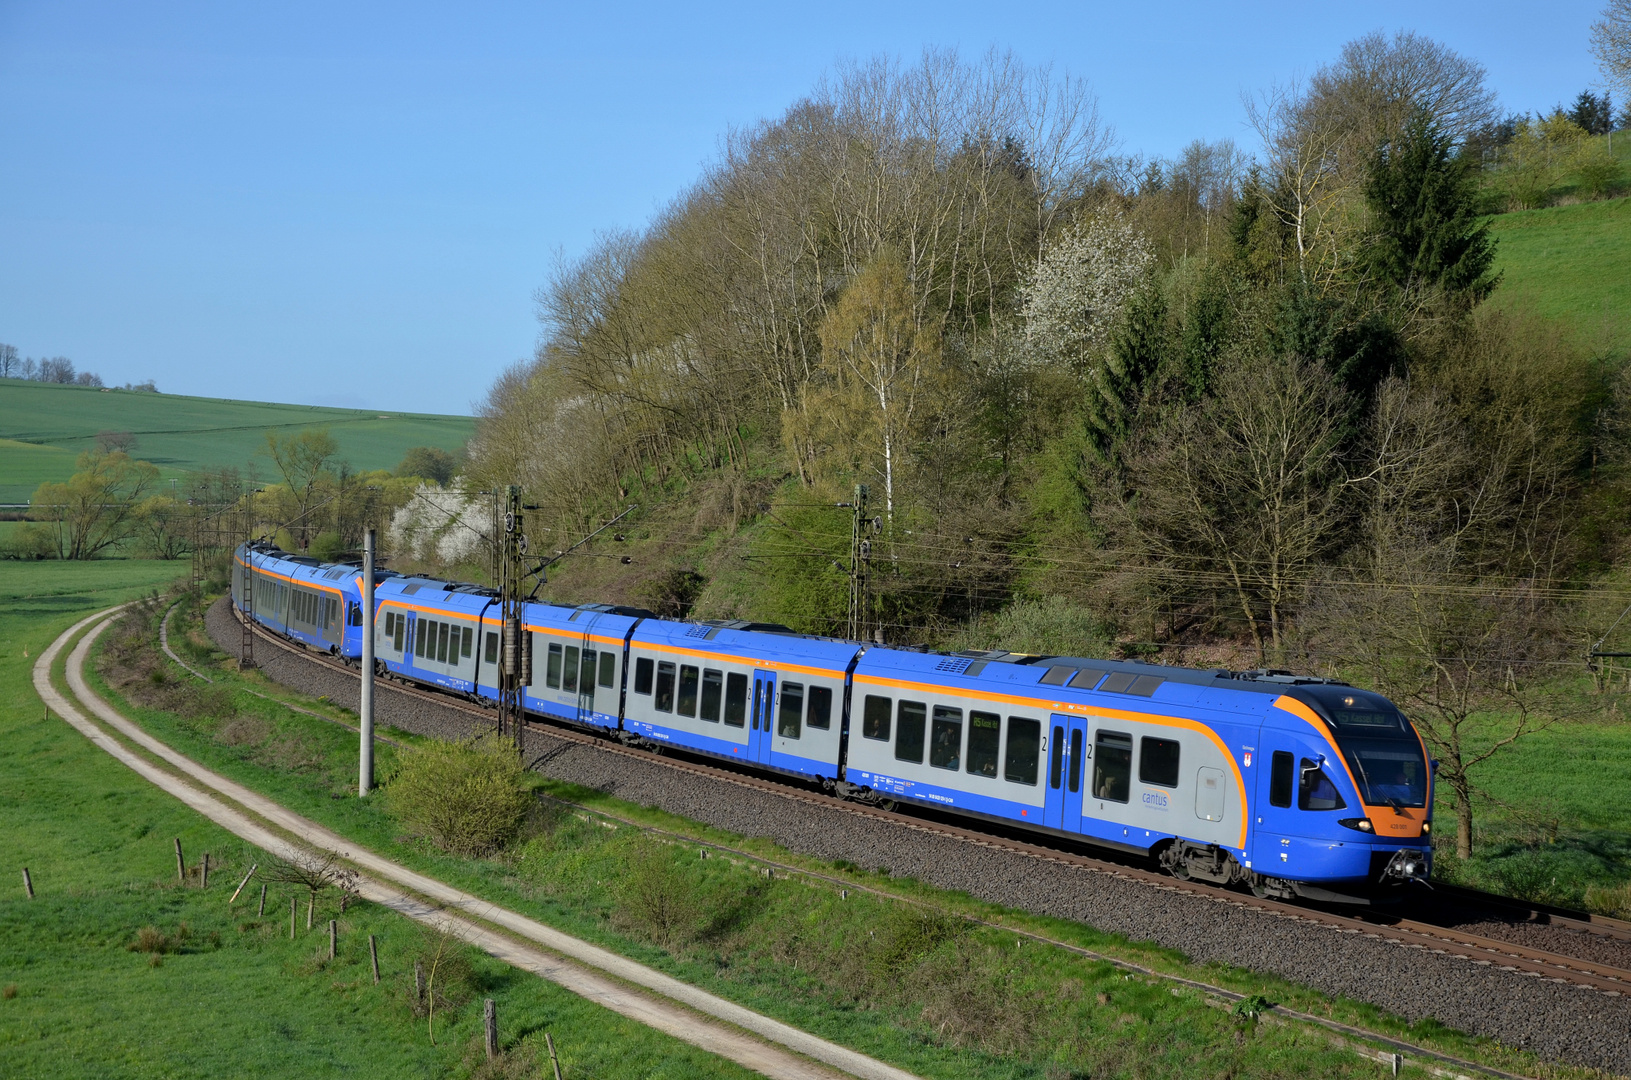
[1378,848,1430,886]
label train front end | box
[1256,684,1434,903]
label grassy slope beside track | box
[0,561,749,1080]
[0,380,474,503]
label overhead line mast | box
[497,485,528,752]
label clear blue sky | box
[0,1,1610,415]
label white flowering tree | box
[1020,212,1153,375]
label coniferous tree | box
[1085,281,1168,464]
[1364,108,1499,302]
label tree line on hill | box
[4,429,462,567]
[0,342,157,392]
[466,27,1631,859]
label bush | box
[386,735,533,857]
[614,843,701,948]
[947,595,1114,658]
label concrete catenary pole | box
[359,527,376,796]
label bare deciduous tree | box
[1122,353,1350,660]
[264,428,340,551]
[1592,0,1631,96]
[30,450,161,560]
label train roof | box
[859,646,1353,700]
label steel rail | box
[230,605,1631,996]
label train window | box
[1270,751,1293,807]
[778,682,803,739]
[394,618,405,653]
[1140,737,1181,788]
[700,670,723,722]
[930,706,962,771]
[655,662,676,712]
[1067,729,1084,793]
[1005,717,1040,785]
[1092,731,1132,803]
[1049,725,1064,789]
[806,685,832,730]
[634,657,654,695]
[438,622,451,664]
[546,644,563,689]
[895,701,926,763]
[414,620,426,658]
[581,649,598,693]
[461,627,472,659]
[599,651,616,689]
[563,646,579,693]
[967,711,1000,777]
[1298,758,1346,811]
[384,612,396,637]
[724,672,748,726]
[862,695,892,741]
[678,665,699,717]
[751,681,767,731]
[485,631,498,664]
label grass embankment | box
[1431,710,1631,915]
[0,380,474,503]
[82,593,1590,1080]
[1487,195,1631,358]
[0,562,752,1080]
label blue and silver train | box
[233,541,1434,903]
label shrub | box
[614,843,701,948]
[386,735,533,857]
[947,595,1115,658]
[128,922,191,955]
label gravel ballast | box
[205,600,1631,1075]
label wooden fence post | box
[483,999,497,1060]
[328,920,336,961]
[229,864,258,904]
[257,883,267,917]
[546,1032,563,1080]
[22,868,33,900]
[306,894,313,931]
[414,960,425,1005]
[174,838,185,884]
[199,853,209,889]
[290,896,296,939]
[368,934,380,984]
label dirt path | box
[36,609,920,1080]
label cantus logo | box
[1141,791,1169,810]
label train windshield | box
[1327,708,1428,808]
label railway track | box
[233,609,1631,998]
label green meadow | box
[0,380,474,503]
[0,561,749,1079]
[1486,194,1631,357]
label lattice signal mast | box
[496,486,528,750]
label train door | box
[575,633,598,724]
[1043,714,1087,831]
[750,670,777,765]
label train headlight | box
[1420,820,1430,835]
[1338,817,1374,833]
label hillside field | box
[0,380,475,504]
[1486,194,1631,357]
